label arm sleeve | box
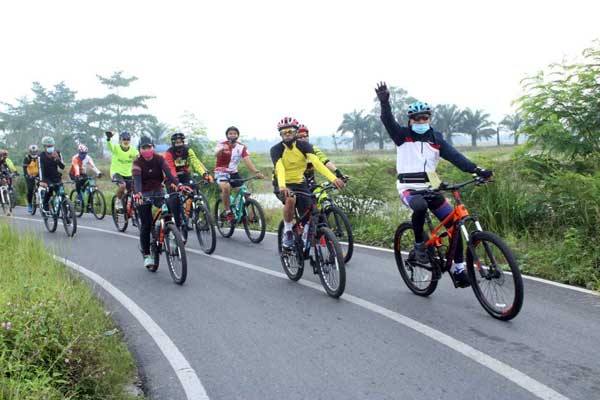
[307,153,337,182]
[163,150,178,177]
[437,133,477,173]
[380,100,408,146]
[56,152,65,169]
[270,145,286,189]
[132,161,142,193]
[312,146,329,164]
[106,139,116,154]
[161,158,179,186]
[71,155,80,176]
[87,156,101,174]
[6,159,17,173]
[188,149,207,175]
[38,157,45,182]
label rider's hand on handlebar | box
[97,172,103,178]
[202,172,214,183]
[279,187,290,199]
[333,178,345,190]
[178,184,193,194]
[133,192,143,205]
[254,171,264,179]
[474,167,493,180]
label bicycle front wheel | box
[214,198,235,238]
[90,190,106,220]
[194,201,217,254]
[243,198,266,243]
[111,195,128,232]
[69,189,84,217]
[43,198,58,233]
[61,199,77,237]
[31,190,39,215]
[277,220,304,281]
[315,227,346,298]
[466,231,524,321]
[164,223,187,285]
[394,222,438,296]
[324,205,354,264]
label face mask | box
[78,152,87,159]
[47,147,55,154]
[411,123,430,135]
[228,137,238,143]
[140,149,154,158]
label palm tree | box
[337,110,370,151]
[143,121,169,143]
[459,108,494,147]
[432,104,463,145]
[500,112,523,145]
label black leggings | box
[25,177,36,205]
[136,192,169,255]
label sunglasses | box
[280,128,297,136]
[121,139,131,142]
[411,115,430,122]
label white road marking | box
[12,215,571,400]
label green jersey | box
[106,140,138,177]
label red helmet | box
[277,117,299,131]
[297,124,309,134]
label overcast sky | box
[2,0,599,140]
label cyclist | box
[69,144,102,204]
[375,82,493,287]
[105,131,138,210]
[0,150,18,183]
[37,136,65,213]
[132,136,187,270]
[296,124,346,187]
[23,145,40,214]
[270,117,345,249]
[164,132,212,230]
[214,126,264,222]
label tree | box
[143,121,169,143]
[516,41,600,160]
[172,111,211,158]
[432,104,463,145]
[459,108,494,147]
[500,112,523,145]
[337,110,370,151]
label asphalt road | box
[8,206,600,400]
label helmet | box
[41,136,55,146]
[407,101,432,117]
[138,136,154,149]
[28,144,38,154]
[77,144,88,153]
[225,126,240,137]
[277,117,299,131]
[0,149,7,158]
[297,124,309,134]
[119,131,131,140]
[171,132,185,145]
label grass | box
[0,222,143,399]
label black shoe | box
[413,242,429,264]
[453,269,471,288]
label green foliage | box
[458,108,495,147]
[0,224,140,399]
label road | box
[8,206,600,400]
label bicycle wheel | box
[324,205,354,264]
[69,189,84,217]
[0,188,8,216]
[315,227,346,298]
[61,199,77,237]
[393,222,438,296]
[164,223,187,285]
[277,220,304,281]
[90,190,106,220]
[147,238,160,272]
[43,198,58,233]
[242,198,266,243]
[214,198,235,238]
[466,231,524,321]
[31,190,39,215]
[194,201,217,254]
[111,195,128,232]
[9,188,16,211]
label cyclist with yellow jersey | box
[270,117,345,249]
[105,131,138,209]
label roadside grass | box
[0,222,143,399]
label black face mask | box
[282,136,296,146]
[228,137,238,143]
[174,144,185,151]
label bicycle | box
[69,175,107,220]
[178,177,217,254]
[214,176,266,243]
[393,176,524,320]
[277,187,346,298]
[111,178,139,232]
[0,173,15,216]
[311,178,353,264]
[140,193,187,285]
[40,182,77,237]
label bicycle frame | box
[229,184,250,221]
[292,193,330,271]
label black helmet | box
[138,136,154,149]
[171,132,185,145]
[119,131,132,140]
[225,126,240,137]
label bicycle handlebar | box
[408,176,491,196]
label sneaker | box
[413,242,429,264]
[116,198,124,211]
[282,231,294,249]
[27,204,32,214]
[143,255,157,271]
[220,210,234,222]
[453,269,471,288]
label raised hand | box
[375,81,390,103]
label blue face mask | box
[47,147,55,154]
[411,123,430,135]
[78,152,87,159]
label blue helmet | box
[119,131,131,140]
[407,101,432,117]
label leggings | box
[25,176,36,205]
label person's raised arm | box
[376,81,408,146]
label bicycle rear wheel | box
[194,201,217,254]
[61,199,77,237]
[277,220,304,281]
[393,222,438,296]
[214,198,235,238]
[90,190,106,220]
[324,205,354,264]
[69,189,84,217]
[242,198,266,243]
[31,190,39,215]
[111,195,128,232]
[466,231,524,321]
[316,227,346,298]
[164,223,187,285]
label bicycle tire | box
[466,230,524,321]
[316,227,346,298]
[43,198,58,233]
[111,195,128,232]
[31,190,38,215]
[242,198,266,243]
[324,205,354,264]
[69,189,84,218]
[194,201,217,254]
[277,220,304,281]
[61,199,77,237]
[164,223,187,285]
[90,190,106,220]
[214,198,235,238]
[9,188,16,211]
[393,222,438,296]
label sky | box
[1,0,599,140]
